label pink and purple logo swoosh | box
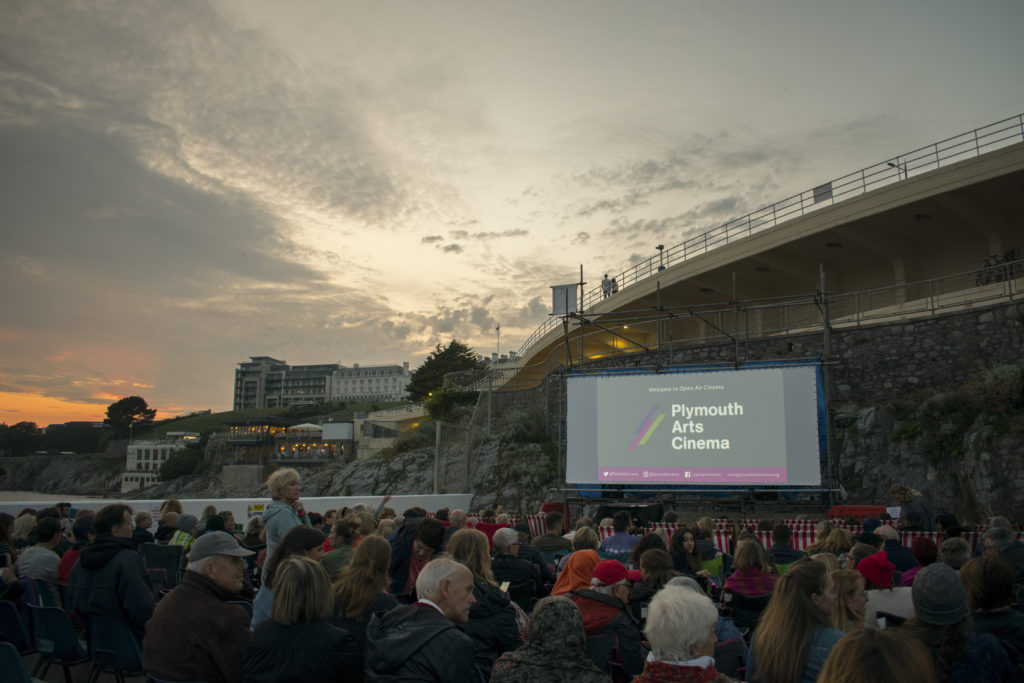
[629,405,665,451]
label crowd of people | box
[1,474,1023,682]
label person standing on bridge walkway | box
[601,274,611,298]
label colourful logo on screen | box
[629,405,665,451]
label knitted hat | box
[857,550,895,588]
[875,525,899,541]
[912,563,967,625]
[591,559,641,586]
[177,514,199,534]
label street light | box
[887,161,908,180]
[656,244,665,271]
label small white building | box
[120,431,200,493]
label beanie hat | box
[862,517,881,534]
[912,563,967,625]
[591,559,641,587]
[857,551,895,588]
[875,525,899,541]
[178,514,198,534]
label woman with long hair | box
[447,528,523,681]
[749,558,842,683]
[817,628,936,683]
[726,538,779,597]
[669,528,711,583]
[628,532,667,570]
[243,556,358,683]
[11,513,35,552]
[628,548,679,624]
[831,569,868,632]
[251,526,326,630]
[804,521,835,554]
[819,528,853,561]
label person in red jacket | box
[569,559,646,678]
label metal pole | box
[657,281,662,352]
[487,374,493,437]
[433,421,442,494]
[464,427,471,492]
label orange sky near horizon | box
[0,391,110,427]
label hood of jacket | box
[469,579,512,620]
[365,604,458,674]
[261,500,294,526]
[78,535,136,570]
[571,588,633,634]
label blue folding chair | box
[86,614,144,683]
[0,640,43,683]
[27,605,89,683]
[0,599,35,654]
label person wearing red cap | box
[568,559,646,678]
[857,550,914,629]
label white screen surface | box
[566,366,821,486]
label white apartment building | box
[120,431,200,493]
[331,362,411,403]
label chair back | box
[33,579,60,608]
[143,543,185,589]
[87,615,144,676]
[714,637,747,678]
[585,631,627,680]
[539,549,569,574]
[725,591,772,631]
[0,641,34,683]
[28,604,88,661]
[0,600,34,653]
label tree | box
[43,423,105,454]
[104,396,156,439]
[406,340,484,402]
[159,449,202,481]
[3,421,41,456]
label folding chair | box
[142,543,185,590]
[0,599,35,654]
[714,636,747,679]
[86,615,144,683]
[27,605,89,683]
[0,640,43,683]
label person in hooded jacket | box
[262,468,310,556]
[69,503,154,641]
[447,528,523,680]
[365,558,477,683]
[569,559,646,678]
[243,556,358,683]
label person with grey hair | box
[143,531,254,682]
[568,559,645,677]
[666,576,745,650]
[444,508,469,545]
[491,526,544,609]
[939,536,972,570]
[635,585,735,682]
[984,525,1024,583]
[364,558,477,682]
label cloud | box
[421,235,444,243]
[573,232,590,245]
[442,244,464,253]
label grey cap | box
[189,531,255,563]
[178,514,199,533]
[912,563,967,625]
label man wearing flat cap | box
[143,531,254,683]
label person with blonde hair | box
[810,552,840,573]
[447,528,522,680]
[889,483,934,531]
[330,535,397,677]
[817,628,936,683]
[263,467,310,555]
[804,521,835,554]
[831,569,868,633]
[748,558,842,683]
[819,527,854,559]
[726,538,778,597]
[244,556,358,682]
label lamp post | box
[887,160,908,180]
[656,244,665,271]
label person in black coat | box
[244,556,358,683]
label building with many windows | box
[120,431,200,492]
[233,357,412,409]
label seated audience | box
[491,527,544,607]
[666,576,745,648]
[903,563,1013,682]
[960,555,1024,665]
[551,548,601,596]
[12,512,36,551]
[558,525,601,573]
[445,508,470,544]
[725,538,778,596]
[768,523,807,565]
[749,559,843,683]
[143,531,254,683]
[935,511,963,539]
[831,569,867,633]
[569,559,645,678]
[876,524,916,571]
[810,552,840,574]
[251,526,326,629]
[69,504,153,640]
[898,535,937,587]
[132,510,154,546]
[858,550,914,629]
[170,513,199,553]
[58,514,93,584]
[331,535,398,679]
[939,536,971,570]
[819,527,854,563]
[983,526,1024,583]
[803,521,835,555]
[243,516,265,547]
[628,548,679,624]
[627,532,666,570]
[364,558,477,682]
[634,585,732,682]
[817,628,936,682]
[669,528,712,583]
[388,516,446,602]
[448,528,523,680]
[599,510,640,555]
[18,517,62,603]
[694,519,719,560]
[243,556,358,683]
[322,515,360,578]
[532,511,573,553]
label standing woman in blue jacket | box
[262,468,310,556]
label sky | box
[1,0,1022,426]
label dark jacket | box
[569,589,645,677]
[883,539,918,572]
[492,553,544,598]
[365,602,476,683]
[243,618,358,683]
[388,518,427,599]
[464,580,523,679]
[143,570,251,683]
[131,527,154,548]
[68,535,153,640]
[516,543,555,582]
[767,543,806,565]
[330,592,400,683]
